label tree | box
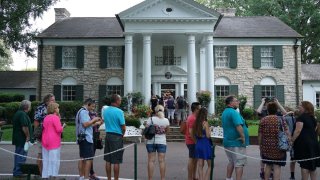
[196,0,320,64]
[0,0,58,58]
[0,40,12,70]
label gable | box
[118,0,219,19]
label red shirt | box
[185,114,196,145]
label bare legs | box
[105,162,120,180]
[197,159,211,180]
[264,164,280,180]
[188,158,197,180]
[79,159,92,179]
[147,152,166,180]
[301,168,317,180]
[226,162,244,180]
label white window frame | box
[216,85,230,97]
[61,77,77,101]
[215,77,231,98]
[106,77,123,96]
[215,46,229,68]
[62,46,77,69]
[261,47,275,68]
[107,46,123,68]
[260,77,276,98]
[163,46,174,65]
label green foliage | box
[195,0,320,64]
[125,114,141,128]
[58,101,83,121]
[0,0,58,58]
[132,105,152,118]
[130,92,144,106]
[0,41,13,70]
[238,95,247,115]
[241,107,255,120]
[0,93,24,103]
[208,115,222,126]
[315,109,320,122]
[0,102,20,124]
[197,90,212,108]
[215,97,226,116]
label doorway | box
[161,84,176,98]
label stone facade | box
[40,46,124,101]
[215,45,302,107]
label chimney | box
[216,8,236,17]
[54,8,70,22]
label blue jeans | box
[13,146,27,176]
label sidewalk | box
[0,142,316,180]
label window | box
[316,92,320,108]
[163,46,174,65]
[261,47,274,68]
[216,86,229,97]
[62,46,77,68]
[184,84,187,99]
[215,46,229,68]
[62,85,76,101]
[107,46,123,68]
[261,85,275,98]
[106,85,123,96]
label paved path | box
[0,142,318,180]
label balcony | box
[155,56,181,66]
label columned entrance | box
[161,84,176,98]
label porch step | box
[166,126,185,142]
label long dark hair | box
[193,107,208,137]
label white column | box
[143,34,152,105]
[206,35,215,114]
[200,47,207,90]
[152,82,157,96]
[124,34,133,95]
[187,34,197,104]
[180,83,184,97]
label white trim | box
[215,77,231,85]
[39,39,124,46]
[61,77,77,85]
[260,77,277,85]
[107,77,123,85]
[213,38,301,46]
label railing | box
[155,56,182,66]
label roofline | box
[115,14,124,31]
[212,36,303,39]
[35,36,125,39]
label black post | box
[134,143,138,180]
[210,143,215,180]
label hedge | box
[0,93,24,103]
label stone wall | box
[40,46,124,101]
[215,45,302,108]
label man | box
[102,94,126,180]
[222,96,249,180]
[76,98,102,180]
[176,96,188,125]
[12,100,33,177]
[185,102,201,180]
[34,93,55,174]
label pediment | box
[152,66,187,76]
[118,0,220,21]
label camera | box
[77,132,86,143]
[264,97,275,103]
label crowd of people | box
[9,92,320,180]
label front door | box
[161,84,176,98]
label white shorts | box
[225,147,247,167]
[42,147,61,178]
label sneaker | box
[259,172,265,179]
[89,174,100,180]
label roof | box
[37,17,123,39]
[0,71,38,89]
[214,16,302,38]
[301,64,320,81]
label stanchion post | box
[134,143,137,180]
[210,143,215,180]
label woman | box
[258,102,290,180]
[41,103,65,179]
[191,108,212,180]
[292,101,320,180]
[145,105,170,180]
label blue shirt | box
[77,107,93,143]
[103,106,125,135]
[222,107,249,147]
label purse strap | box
[277,116,285,132]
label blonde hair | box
[155,105,165,118]
[47,103,59,114]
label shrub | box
[238,95,247,115]
[207,115,222,127]
[315,109,320,122]
[125,114,141,128]
[132,105,152,118]
[0,102,20,124]
[0,93,24,102]
[242,108,255,120]
[215,97,225,116]
[58,101,83,121]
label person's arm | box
[274,98,286,115]
[204,121,211,138]
[22,126,30,142]
[236,125,245,144]
[121,124,126,136]
[53,116,63,133]
[190,128,196,143]
[291,122,303,142]
[83,117,101,128]
[256,98,266,114]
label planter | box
[249,136,258,145]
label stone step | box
[167,139,185,142]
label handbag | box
[95,139,103,150]
[278,116,290,151]
[143,117,156,140]
[179,121,187,134]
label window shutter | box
[274,46,283,68]
[55,46,62,69]
[229,46,237,69]
[213,46,216,68]
[276,85,285,105]
[122,46,125,68]
[75,85,84,101]
[253,46,261,69]
[53,85,61,101]
[99,46,108,68]
[121,85,124,96]
[76,46,84,69]
[229,85,238,96]
[253,85,262,109]
[99,85,107,108]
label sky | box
[10,0,144,70]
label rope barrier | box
[215,145,320,163]
[0,143,135,162]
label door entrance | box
[161,84,176,98]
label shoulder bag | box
[143,117,156,140]
[278,116,290,151]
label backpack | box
[177,98,186,109]
[143,118,156,140]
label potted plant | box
[197,90,212,108]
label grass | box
[248,125,258,136]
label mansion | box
[37,0,302,113]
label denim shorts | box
[146,144,167,153]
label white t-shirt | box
[146,116,170,145]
